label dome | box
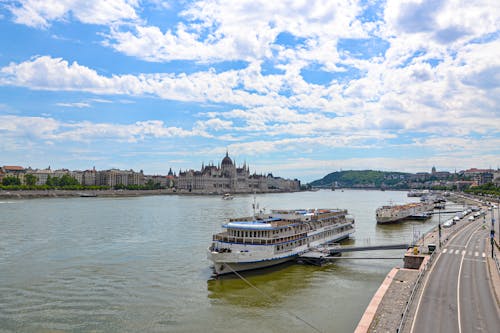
[221,152,233,166]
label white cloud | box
[56,102,90,108]
[8,0,140,28]
[1,46,499,140]
[0,115,197,143]
[104,0,368,64]
[384,0,499,43]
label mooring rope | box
[225,263,324,333]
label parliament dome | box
[221,152,233,166]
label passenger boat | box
[376,202,434,224]
[222,193,234,200]
[207,208,355,275]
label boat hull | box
[208,233,352,275]
[210,256,296,275]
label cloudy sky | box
[0,0,499,182]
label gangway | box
[296,243,410,266]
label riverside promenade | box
[355,200,500,332]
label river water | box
[0,190,462,332]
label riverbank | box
[0,188,304,199]
[0,189,180,199]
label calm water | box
[0,190,461,332]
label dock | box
[297,243,410,265]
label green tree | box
[2,176,21,186]
[59,174,79,187]
[46,175,53,187]
[145,179,155,189]
[25,174,38,186]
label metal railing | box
[396,250,436,333]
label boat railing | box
[213,232,307,245]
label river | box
[0,190,462,332]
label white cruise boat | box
[376,202,434,224]
[208,208,355,275]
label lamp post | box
[491,203,496,258]
[497,197,499,243]
[438,208,442,247]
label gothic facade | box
[176,153,300,193]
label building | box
[176,152,300,194]
[1,165,26,184]
[97,169,145,187]
[461,168,495,186]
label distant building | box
[176,152,300,193]
[97,169,144,187]
[460,168,495,186]
[1,165,26,183]
[144,174,168,187]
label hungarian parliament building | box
[176,152,300,193]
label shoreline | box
[0,189,300,199]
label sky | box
[0,0,499,183]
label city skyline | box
[1,1,499,183]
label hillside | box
[309,170,411,189]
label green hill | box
[309,170,411,189]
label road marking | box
[482,252,485,258]
[463,258,486,263]
[474,251,478,257]
[457,224,484,333]
[443,248,448,253]
[456,249,461,254]
[410,219,482,333]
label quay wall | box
[0,188,298,199]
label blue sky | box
[0,0,499,182]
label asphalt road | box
[410,215,500,333]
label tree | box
[59,174,79,187]
[2,176,21,186]
[25,174,37,186]
[46,175,53,187]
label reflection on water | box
[0,190,456,333]
[208,262,316,307]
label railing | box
[494,240,500,274]
[396,250,436,333]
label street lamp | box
[438,208,442,247]
[491,203,496,258]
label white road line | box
[457,224,484,333]
[474,251,479,257]
[456,249,461,255]
[410,220,483,333]
[443,248,448,253]
[482,252,486,258]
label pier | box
[297,243,410,265]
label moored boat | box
[222,193,234,200]
[208,208,355,275]
[376,202,434,224]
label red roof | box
[3,165,24,171]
